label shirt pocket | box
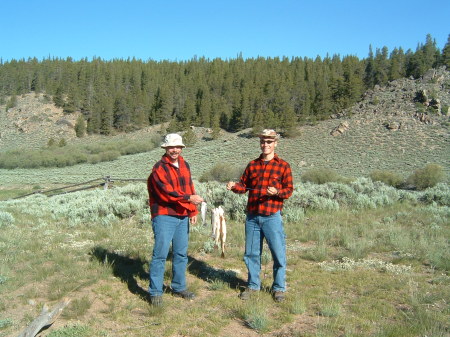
[271,175,282,189]
[249,172,260,188]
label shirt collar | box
[258,153,280,162]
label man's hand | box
[189,195,204,205]
[267,186,278,196]
[190,215,198,225]
[226,181,236,190]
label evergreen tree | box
[211,114,221,139]
[422,34,440,70]
[166,117,180,133]
[280,105,298,138]
[113,94,130,131]
[442,34,450,68]
[251,108,265,136]
[183,128,197,147]
[388,48,406,80]
[364,45,375,88]
[99,98,114,135]
[53,86,64,107]
[63,87,79,114]
[30,71,42,93]
[374,47,389,85]
[74,114,86,137]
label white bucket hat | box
[160,133,186,148]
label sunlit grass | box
[0,179,448,336]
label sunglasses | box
[260,140,275,144]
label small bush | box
[5,95,17,110]
[301,168,343,184]
[47,138,56,147]
[370,169,404,188]
[58,138,67,147]
[199,163,245,183]
[74,115,86,138]
[406,164,446,190]
[0,211,15,227]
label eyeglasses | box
[260,140,275,144]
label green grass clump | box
[240,302,271,332]
[0,318,13,329]
[62,296,92,319]
[46,324,91,337]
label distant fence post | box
[103,176,111,190]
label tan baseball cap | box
[258,129,280,140]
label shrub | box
[5,95,17,110]
[47,138,56,147]
[406,164,446,190]
[301,168,343,184]
[58,138,67,147]
[418,183,450,206]
[74,115,86,137]
[370,169,404,188]
[0,211,15,227]
[199,163,245,183]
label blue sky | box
[1,0,449,62]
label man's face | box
[165,146,183,163]
[260,137,277,155]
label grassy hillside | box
[0,69,449,192]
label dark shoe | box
[172,290,195,300]
[273,291,285,303]
[239,288,258,300]
[150,295,163,307]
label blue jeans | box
[244,211,286,292]
[149,215,189,296]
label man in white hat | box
[147,133,204,306]
[227,129,293,302]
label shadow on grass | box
[187,256,246,290]
[90,246,150,301]
[90,247,246,300]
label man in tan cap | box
[147,133,204,306]
[227,129,293,302]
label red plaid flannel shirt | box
[147,154,198,219]
[231,153,293,215]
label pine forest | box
[1,34,449,136]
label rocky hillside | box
[0,94,79,151]
[342,67,450,126]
